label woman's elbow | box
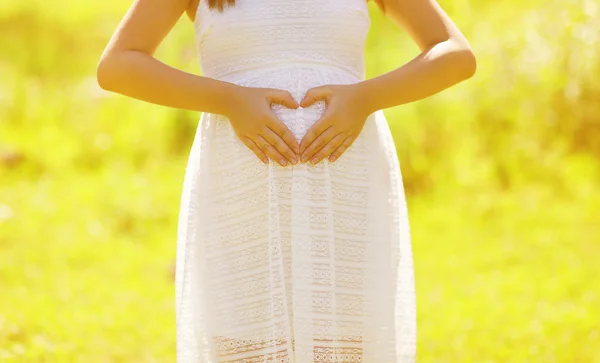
[96,58,111,91]
[458,46,477,80]
[96,54,119,92]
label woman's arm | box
[97,0,303,165]
[359,0,476,114]
[296,0,476,163]
[96,0,235,115]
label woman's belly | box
[216,66,363,142]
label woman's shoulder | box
[186,0,202,23]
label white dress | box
[175,0,416,362]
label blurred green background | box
[1,0,599,361]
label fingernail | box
[280,159,287,166]
[329,156,336,162]
[291,158,298,165]
[301,155,307,163]
[311,158,318,164]
[263,158,269,164]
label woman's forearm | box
[96,50,238,116]
[358,39,476,114]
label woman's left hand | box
[298,83,372,164]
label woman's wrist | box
[200,79,244,117]
[352,79,380,116]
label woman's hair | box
[207,0,384,12]
[207,0,235,11]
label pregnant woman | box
[97,0,475,361]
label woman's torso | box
[193,0,371,81]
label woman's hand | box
[298,84,372,164]
[226,86,300,167]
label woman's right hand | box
[224,86,300,166]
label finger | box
[265,115,300,154]
[299,110,333,154]
[311,133,346,164]
[328,135,356,162]
[268,90,299,109]
[301,127,340,164]
[300,86,332,108]
[261,126,298,165]
[255,134,289,167]
[241,135,269,164]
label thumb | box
[267,90,299,109]
[300,86,332,108]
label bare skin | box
[97,0,475,167]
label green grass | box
[1,0,599,361]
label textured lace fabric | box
[175,0,416,362]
